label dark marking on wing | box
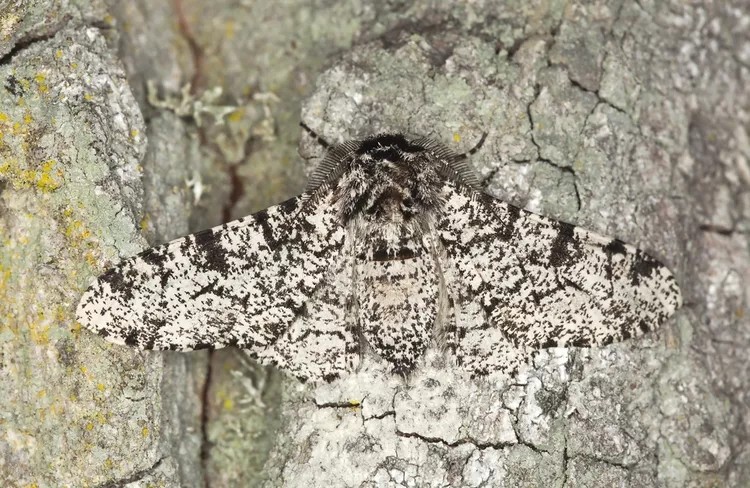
[99,268,134,301]
[631,252,662,285]
[192,229,228,272]
[604,239,628,255]
[549,222,576,267]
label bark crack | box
[526,84,583,212]
[314,400,365,409]
[561,437,569,488]
[565,73,629,119]
[698,223,748,236]
[0,31,60,66]
[200,354,213,488]
[172,0,205,94]
[93,457,164,488]
[366,410,396,421]
[0,13,116,67]
[394,428,516,451]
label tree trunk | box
[1,1,748,487]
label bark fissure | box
[526,84,583,212]
[93,457,164,488]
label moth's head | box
[355,134,427,166]
[306,130,481,223]
[348,133,481,189]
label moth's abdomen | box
[355,232,438,375]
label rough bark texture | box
[1,0,748,487]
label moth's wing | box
[76,192,347,365]
[435,182,682,374]
[254,239,360,382]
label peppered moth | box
[76,128,683,382]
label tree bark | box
[1,1,748,487]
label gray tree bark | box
[1,1,748,487]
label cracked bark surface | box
[1,0,748,487]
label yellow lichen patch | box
[95,411,107,425]
[130,128,139,140]
[227,108,244,123]
[139,214,150,232]
[55,49,63,59]
[83,251,98,267]
[225,20,235,39]
[35,160,62,191]
[60,207,99,261]
[49,398,65,416]
[97,383,105,392]
[223,398,234,411]
[70,321,82,338]
[0,263,11,296]
[80,441,93,454]
[0,158,63,193]
[27,312,51,345]
[34,73,48,94]
[85,421,94,431]
[65,219,91,240]
[103,457,114,470]
[453,132,461,143]
[0,112,8,123]
[83,93,93,102]
[142,426,150,437]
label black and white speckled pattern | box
[437,182,682,378]
[77,132,683,382]
[77,193,346,353]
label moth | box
[76,125,683,382]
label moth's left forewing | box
[76,190,349,372]
[435,181,682,376]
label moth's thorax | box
[334,134,444,225]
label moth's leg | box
[429,233,459,360]
[442,297,459,360]
[299,121,331,149]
